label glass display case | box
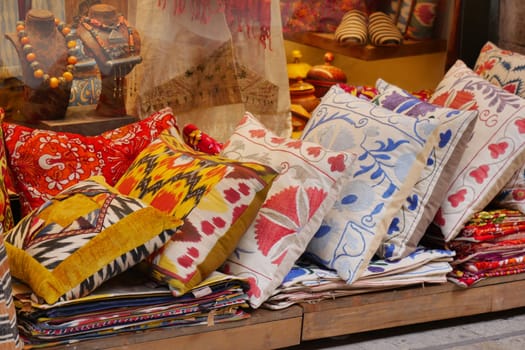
[0,0,292,141]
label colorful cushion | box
[0,233,23,349]
[300,85,440,283]
[473,42,525,214]
[0,109,13,233]
[373,79,478,260]
[474,41,525,98]
[389,0,439,40]
[490,164,525,212]
[4,177,182,305]
[115,130,277,295]
[3,107,178,215]
[220,112,355,308]
[429,60,525,241]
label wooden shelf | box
[300,273,525,341]
[284,32,447,61]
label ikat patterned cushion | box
[220,112,356,308]
[373,79,478,260]
[429,60,525,241]
[4,177,182,305]
[2,107,178,216]
[115,130,277,295]
[300,85,440,283]
[474,41,525,98]
[0,233,22,349]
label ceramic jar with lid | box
[287,50,320,113]
[306,52,347,98]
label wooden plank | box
[284,32,447,61]
[46,306,303,350]
[301,275,525,341]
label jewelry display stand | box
[5,9,75,122]
[76,3,142,117]
[5,5,141,133]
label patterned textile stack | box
[447,209,525,287]
[13,270,250,348]
[264,247,454,310]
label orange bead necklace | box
[16,18,78,89]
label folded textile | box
[447,209,525,287]
[263,247,454,310]
[13,269,250,348]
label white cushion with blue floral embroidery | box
[372,79,478,260]
[301,85,440,283]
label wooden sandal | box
[334,10,368,46]
[368,11,403,47]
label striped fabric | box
[0,233,22,350]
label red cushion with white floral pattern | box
[3,107,178,215]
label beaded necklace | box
[80,15,136,62]
[15,19,78,89]
[80,14,141,98]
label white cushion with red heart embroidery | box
[220,112,356,308]
[429,60,525,241]
[490,164,525,213]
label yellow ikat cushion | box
[4,176,183,305]
[115,131,277,295]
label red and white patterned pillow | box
[429,60,525,241]
[3,107,178,215]
[220,112,356,308]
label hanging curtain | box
[127,0,291,142]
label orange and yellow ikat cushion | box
[115,130,277,295]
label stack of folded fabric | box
[447,209,525,287]
[264,247,454,310]
[13,269,250,348]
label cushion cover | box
[473,42,525,214]
[373,78,478,259]
[5,177,182,304]
[3,107,178,215]
[0,233,22,349]
[220,112,355,308]
[429,60,525,241]
[115,130,277,295]
[300,85,440,282]
[490,164,525,212]
[474,41,525,99]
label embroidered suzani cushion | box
[373,79,478,260]
[429,60,525,241]
[300,85,440,283]
[473,42,525,213]
[474,41,525,98]
[388,0,438,40]
[220,112,356,308]
[4,177,182,305]
[115,130,277,295]
[2,107,178,215]
[490,165,525,212]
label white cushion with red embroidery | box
[220,112,356,309]
[429,60,525,241]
